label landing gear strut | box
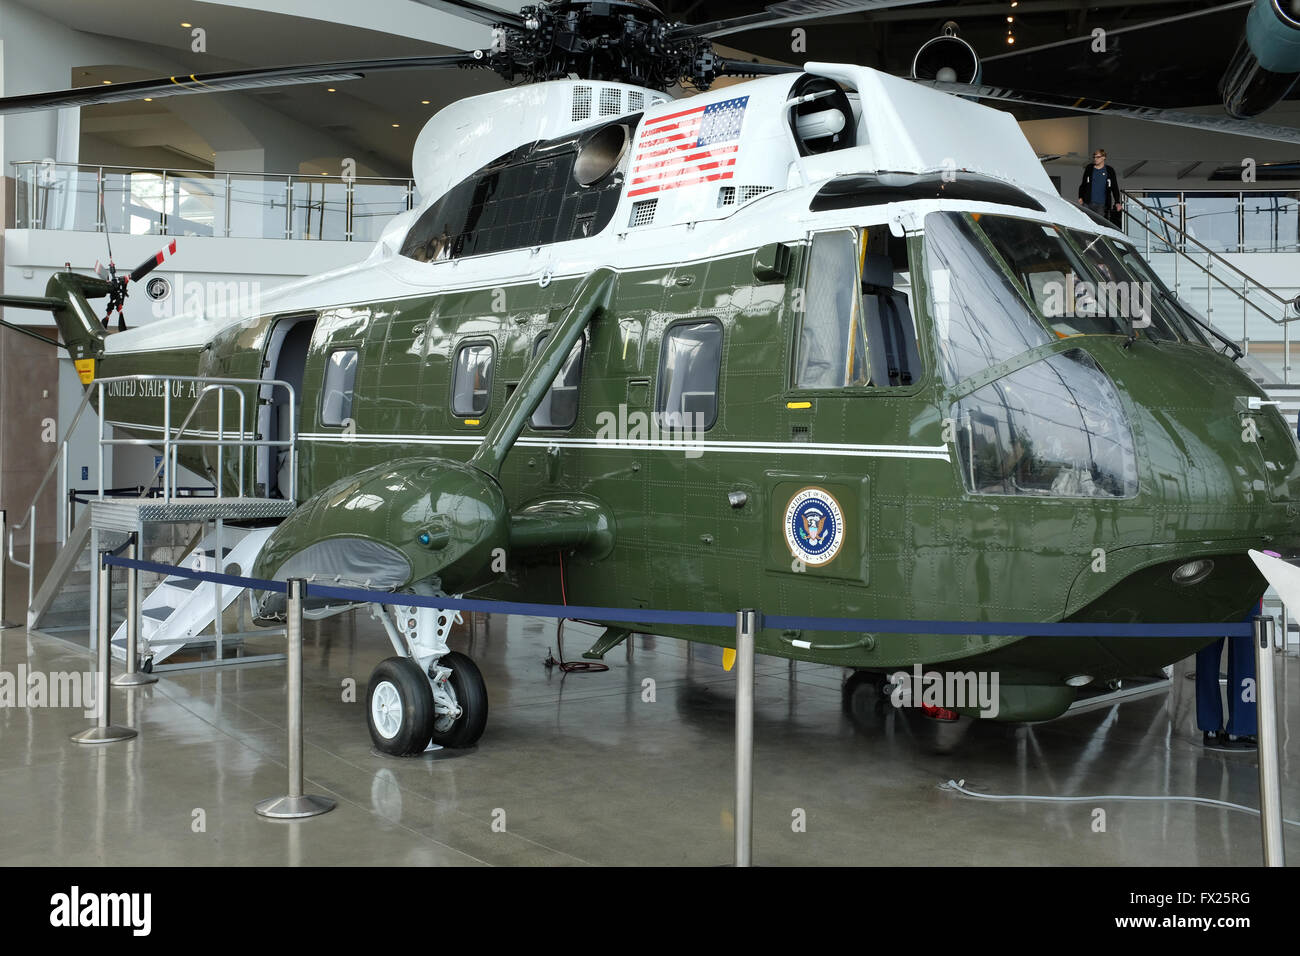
[366,587,488,755]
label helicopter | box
[2,0,1300,755]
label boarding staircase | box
[1122,192,1300,384]
[5,374,298,670]
[108,524,275,666]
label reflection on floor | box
[0,607,1295,866]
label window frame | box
[788,226,928,395]
[449,339,496,419]
[655,317,724,433]
[318,347,359,428]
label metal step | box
[28,520,92,629]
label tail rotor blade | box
[129,239,177,284]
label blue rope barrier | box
[103,554,287,594]
[763,613,1254,638]
[99,553,1256,638]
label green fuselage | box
[91,209,1300,720]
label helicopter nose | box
[1126,348,1300,516]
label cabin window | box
[656,319,722,432]
[974,215,1125,337]
[451,342,494,417]
[950,350,1138,499]
[529,332,585,430]
[320,349,358,427]
[923,211,1052,385]
[794,230,867,388]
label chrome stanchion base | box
[71,725,138,745]
[254,794,336,819]
[111,671,158,687]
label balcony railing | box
[1124,188,1300,254]
[10,161,419,242]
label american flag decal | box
[628,95,749,198]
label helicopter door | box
[259,313,316,498]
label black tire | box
[429,651,488,748]
[367,657,434,756]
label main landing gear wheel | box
[367,657,435,756]
[429,651,488,749]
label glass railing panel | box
[164,174,224,237]
[1241,192,1300,253]
[350,181,411,242]
[289,178,349,240]
[227,174,289,239]
[1183,192,1240,252]
[19,164,101,232]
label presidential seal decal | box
[784,487,844,566]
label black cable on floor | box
[543,549,609,674]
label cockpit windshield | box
[923,211,1052,385]
[974,215,1126,337]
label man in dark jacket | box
[1078,148,1123,227]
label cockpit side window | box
[794,229,867,389]
[922,211,1052,386]
[1107,240,1213,346]
[975,215,1125,337]
[1064,230,1182,343]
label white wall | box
[3,229,368,327]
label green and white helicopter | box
[4,0,1300,753]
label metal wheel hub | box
[370,680,403,740]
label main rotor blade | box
[0,52,485,115]
[983,0,1250,63]
[716,58,803,77]
[669,0,939,40]
[409,0,527,29]
[926,80,1300,146]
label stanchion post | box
[0,509,17,629]
[735,608,757,867]
[71,549,137,744]
[255,578,335,819]
[1253,616,1285,866]
[113,532,156,687]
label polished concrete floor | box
[1,603,1297,866]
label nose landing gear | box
[366,589,488,755]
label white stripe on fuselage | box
[105,421,952,462]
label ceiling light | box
[1007,15,1014,22]
[1006,36,1015,44]
[327,88,337,93]
[181,21,192,27]
[144,97,153,102]
[1065,675,1093,687]
[421,100,430,105]
[392,123,400,128]
[102,80,112,85]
